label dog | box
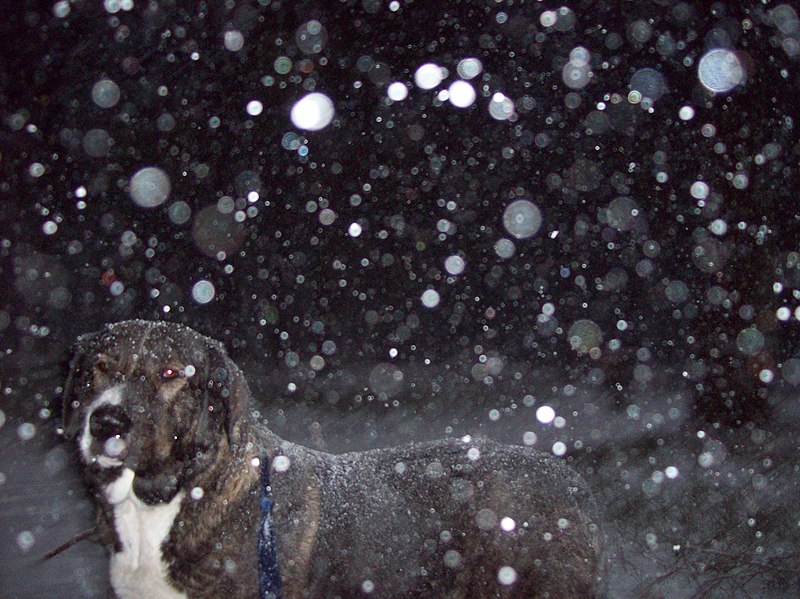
[62,320,606,598]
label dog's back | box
[283,436,605,598]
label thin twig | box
[42,527,98,560]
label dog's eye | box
[95,358,113,373]
[161,367,181,380]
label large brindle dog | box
[63,320,605,598]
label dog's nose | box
[90,405,131,441]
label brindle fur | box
[63,320,606,598]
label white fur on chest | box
[105,468,187,599]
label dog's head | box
[62,320,251,504]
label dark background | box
[1,0,799,597]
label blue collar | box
[258,455,283,599]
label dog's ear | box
[205,342,251,447]
[62,331,100,440]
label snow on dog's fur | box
[64,320,606,598]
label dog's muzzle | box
[90,404,131,443]
[81,383,183,504]
[89,404,131,462]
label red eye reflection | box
[161,367,179,379]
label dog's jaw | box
[106,467,188,599]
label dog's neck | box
[163,417,275,549]
[104,469,187,599]
[154,419,287,594]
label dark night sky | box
[3,1,799,426]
